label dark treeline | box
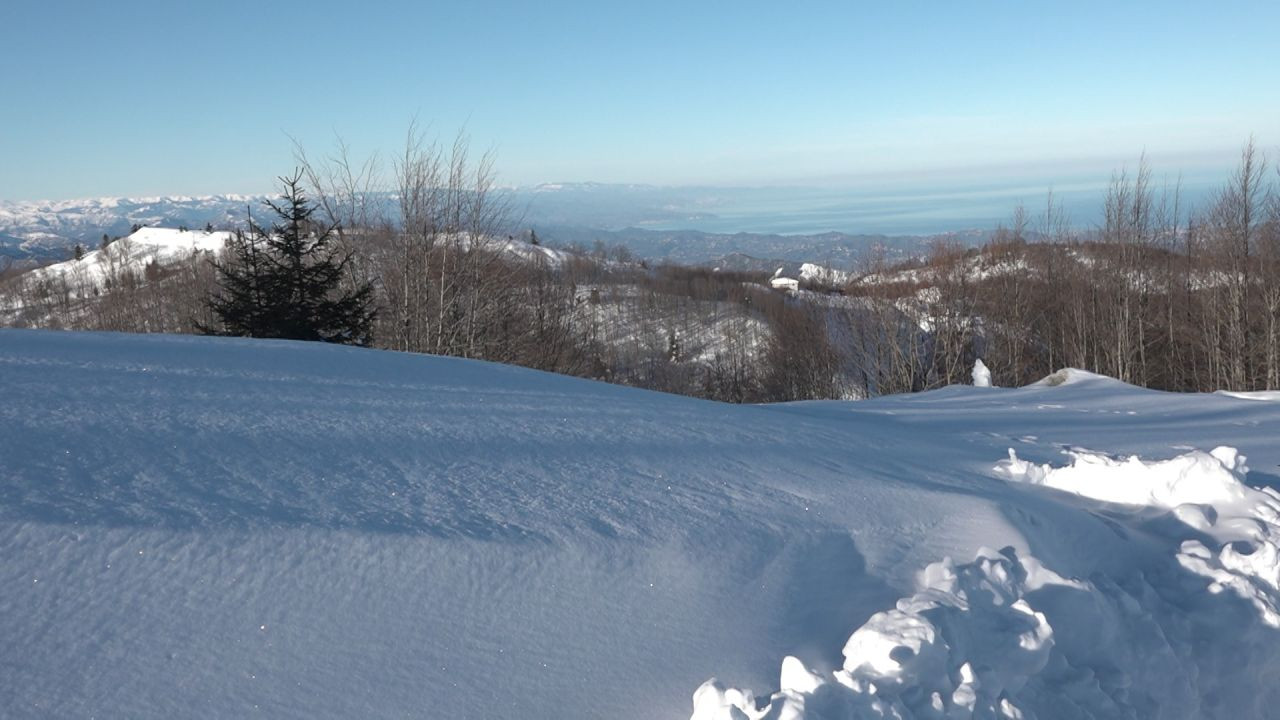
[2,134,1277,401]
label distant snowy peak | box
[528,181,662,193]
[1,194,259,211]
[0,195,261,221]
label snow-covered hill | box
[4,331,1280,718]
[3,226,563,311]
[20,227,230,291]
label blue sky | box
[2,0,1278,199]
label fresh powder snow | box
[4,330,1280,718]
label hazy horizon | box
[0,170,1226,239]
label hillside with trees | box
[2,137,1277,401]
[851,141,1280,394]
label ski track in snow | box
[3,332,1280,719]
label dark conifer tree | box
[203,172,376,345]
[203,228,270,337]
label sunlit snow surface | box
[3,331,1280,719]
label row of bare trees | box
[0,235,219,334]
[293,130,849,399]
[553,263,846,402]
[850,139,1280,394]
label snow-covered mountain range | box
[0,195,257,261]
[4,330,1280,718]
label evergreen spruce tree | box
[203,227,270,337]
[203,172,376,345]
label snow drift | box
[3,334,1280,719]
[697,442,1280,718]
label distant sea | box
[636,176,1222,237]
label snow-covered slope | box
[798,262,853,287]
[20,227,229,291]
[4,331,1280,719]
[18,226,566,292]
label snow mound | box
[693,445,1280,719]
[999,445,1280,629]
[1029,368,1112,387]
[997,446,1250,509]
[971,359,991,387]
[691,547,1071,719]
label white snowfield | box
[3,332,1280,719]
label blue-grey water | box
[634,178,1221,236]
